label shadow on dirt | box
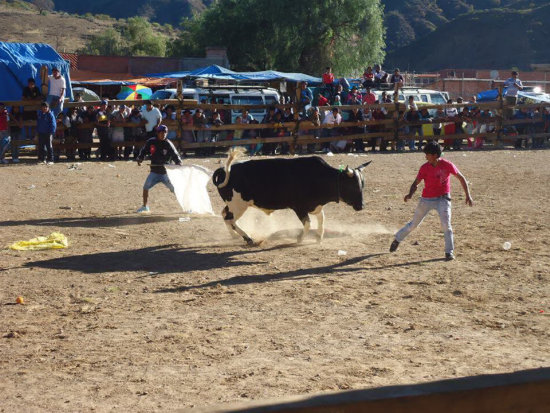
[0,214,184,228]
[23,244,263,274]
[155,253,388,293]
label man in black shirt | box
[136,125,182,213]
[22,78,42,140]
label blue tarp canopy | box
[72,80,137,86]
[147,64,321,84]
[477,88,550,103]
[0,42,72,102]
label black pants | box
[38,133,54,162]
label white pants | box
[395,196,454,253]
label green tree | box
[123,17,167,57]
[170,0,385,76]
[80,28,125,55]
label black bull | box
[212,155,371,245]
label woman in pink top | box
[389,141,473,260]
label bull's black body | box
[213,155,368,245]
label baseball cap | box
[156,125,168,133]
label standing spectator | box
[96,100,114,161]
[373,105,389,151]
[348,106,365,152]
[162,105,177,141]
[297,81,313,114]
[192,108,208,155]
[141,100,162,139]
[46,67,66,118]
[503,71,523,119]
[323,107,344,153]
[402,103,421,151]
[111,104,129,159]
[261,106,277,155]
[444,98,458,150]
[9,106,24,163]
[322,67,335,99]
[62,107,77,161]
[76,105,96,161]
[0,103,10,164]
[36,102,56,164]
[22,78,41,142]
[180,109,194,155]
[362,66,374,88]
[127,108,144,160]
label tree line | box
[79,0,386,76]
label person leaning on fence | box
[503,71,523,120]
[389,141,473,261]
[136,124,182,214]
[36,102,56,165]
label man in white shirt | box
[323,107,346,152]
[47,67,66,117]
[141,100,163,138]
[503,71,523,119]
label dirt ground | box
[0,150,548,411]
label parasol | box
[116,84,152,100]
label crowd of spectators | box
[0,69,549,165]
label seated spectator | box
[362,66,374,88]
[317,93,329,107]
[362,87,377,105]
[323,107,344,153]
[402,104,421,151]
[373,64,389,86]
[347,86,361,105]
[390,68,404,91]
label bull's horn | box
[345,166,354,177]
[356,161,372,171]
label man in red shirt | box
[322,67,335,99]
[389,141,473,260]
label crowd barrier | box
[4,96,549,158]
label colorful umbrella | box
[116,85,152,100]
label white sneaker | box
[137,205,150,213]
[47,161,54,165]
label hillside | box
[52,0,211,26]
[385,4,550,71]
[0,3,115,53]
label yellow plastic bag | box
[9,232,69,251]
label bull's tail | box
[214,147,246,188]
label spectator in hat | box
[136,124,182,213]
[46,67,66,118]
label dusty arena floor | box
[1,150,549,411]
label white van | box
[150,86,280,123]
[374,88,449,105]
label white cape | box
[165,164,214,215]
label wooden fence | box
[4,94,549,158]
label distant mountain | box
[385,4,550,71]
[52,0,213,26]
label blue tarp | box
[146,64,322,84]
[477,88,550,103]
[72,80,137,86]
[0,42,72,102]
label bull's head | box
[340,161,371,211]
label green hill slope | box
[385,5,550,71]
